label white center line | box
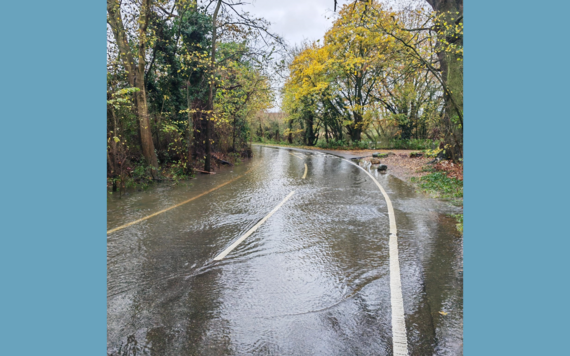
[213,191,296,261]
[344,159,409,356]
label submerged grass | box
[411,171,463,234]
[451,213,463,234]
[411,172,463,200]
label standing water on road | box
[108,146,463,356]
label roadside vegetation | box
[106,0,463,229]
[107,0,280,194]
[271,0,463,233]
[412,172,462,200]
[260,1,462,161]
[412,163,463,233]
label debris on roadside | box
[373,152,395,158]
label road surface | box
[107,145,463,355]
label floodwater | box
[107,146,463,356]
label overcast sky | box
[236,0,353,110]
[240,0,346,48]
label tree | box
[107,0,279,188]
[107,0,159,172]
[370,0,463,158]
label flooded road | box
[107,146,463,356]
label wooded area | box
[107,0,279,191]
[275,0,462,158]
[107,0,463,191]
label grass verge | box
[411,171,463,234]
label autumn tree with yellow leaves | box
[283,0,462,158]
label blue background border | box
[0,1,106,355]
[1,0,569,355]
[466,0,570,354]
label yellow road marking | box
[288,152,307,179]
[213,190,296,261]
[107,163,259,235]
[288,152,303,159]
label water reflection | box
[108,146,463,355]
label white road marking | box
[345,159,409,356]
[213,191,296,261]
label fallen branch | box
[212,155,233,166]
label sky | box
[237,0,353,110]
[238,0,414,47]
[240,0,343,48]
[236,0,418,110]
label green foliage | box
[163,161,193,182]
[316,139,348,149]
[425,147,444,158]
[311,138,438,150]
[373,152,392,158]
[379,139,439,150]
[228,152,242,165]
[315,139,371,150]
[411,172,463,200]
[451,213,463,234]
[278,2,462,158]
[107,1,276,190]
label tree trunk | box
[155,114,161,152]
[232,115,237,151]
[187,81,194,170]
[135,83,158,169]
[109,108,119,176]
[107,0,158,172]
[306,113,316,146]
[352,74,363,143]
[351,112,363,142]
[426,0,463,160]
[425,0,462,13]
[205,0,223,172]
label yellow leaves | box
[439,311,448,316]
[283,0,445,135]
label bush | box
[316,138,439,150]
[316,139,374,150]
[316,139,348,149]
[425,147,444,158]
[379,138,439,150]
